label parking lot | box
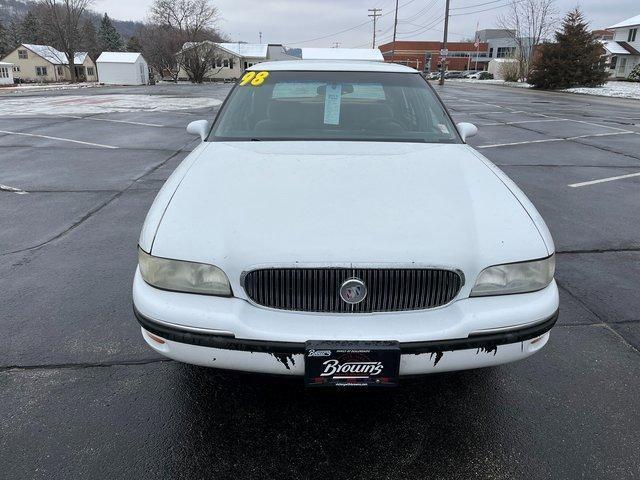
[1,82,639,478]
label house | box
[176,42,299,81]
[96,52,149,85]
[603,14,640,78]
[379,41,490,72]
[0,61,14,86]
[592,29,615,41]
[0,44,97,83]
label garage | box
[96,52,149,86]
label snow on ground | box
[0,94,222,115]
[563,82,640,100]
[448,79,533,88]
[0,82,102,94]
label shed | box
[0,61,14,85]
[96,52,149,85]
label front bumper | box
[133,267,559,375]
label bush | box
[479,71,494,80]
[499,60,520,82]
[628,64,640,82]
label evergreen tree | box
[529,8,608,89]
[0,20,10,57]
[19,11,41,44]
[81,20,100,61]
[98,13,124,52]
[126,35,143,53]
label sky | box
[94,0,637,47]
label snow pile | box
[448,79,533,88]
[0,82,102,93]
[0,94,222,115]
[563,82,640,100]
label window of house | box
[0,67,9,78]
[57,66,64,75]
[223,59,229,68]
[13,66,20,73]
[18,49,28,59]
[244,61,248,69]
[629,28,638,42]
[87,67,95,76]
[229,58,234,69]
[489,48,494,57]
[496,47,516,58]
[216,58,222,67]
[36,66,48,76]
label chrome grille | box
[242,268,463,313]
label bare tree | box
[139,24,183,82]
[39,0,93,82]
[149,0,222,83]
[496,0,558,80]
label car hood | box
[150,141,549,296]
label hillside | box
[0,0,144,39]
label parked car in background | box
[462,70,481,78]
[468,71,495,80]
[444,70,465,79]
[426,71,440,80]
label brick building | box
[378,40,490,72]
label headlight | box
[138,248,231,296]
[470,255,555,297]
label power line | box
[450,0,506,10]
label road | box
[1,82,639,479]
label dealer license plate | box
[304,341,400,387]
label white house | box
[0,44,97,82]
[176,42,299,81]
[0,61,14,85]
[96,52,149,85]
[604,14,640,78]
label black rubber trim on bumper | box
[134,306,558,355]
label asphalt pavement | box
[1,81,639,479]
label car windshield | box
[208,70,460,143]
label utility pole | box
[391,0,399,62]
[368,8,382,49]
[332,42,341,48]
[259,31,262,43]
[438,0,450,86]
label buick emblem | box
[339,278,367,304]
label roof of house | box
[602,40,640,55]
[216,43,268,58]
[0,61,13,66]
[246,60,416,73]
[96,52,143,63]
[179,41,269,59]
[22,44,88,65]
[602,40,632,55]
[607,14,640,29]
[301,48,384,61]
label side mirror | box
[187,120,210,141]
[456,122,478,142]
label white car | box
[133,60,558,387]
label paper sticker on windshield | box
[437,123,450,134]
[239,71,269,86]
[323,84,342,125]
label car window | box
[209,71,460,144]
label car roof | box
[246,60,418,73]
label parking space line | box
[0,130,118,149]
[60,115,165,127]
[477,131,634,149]
[0,184,28,194]
[479,119,568,126]
[568,171,640,188]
